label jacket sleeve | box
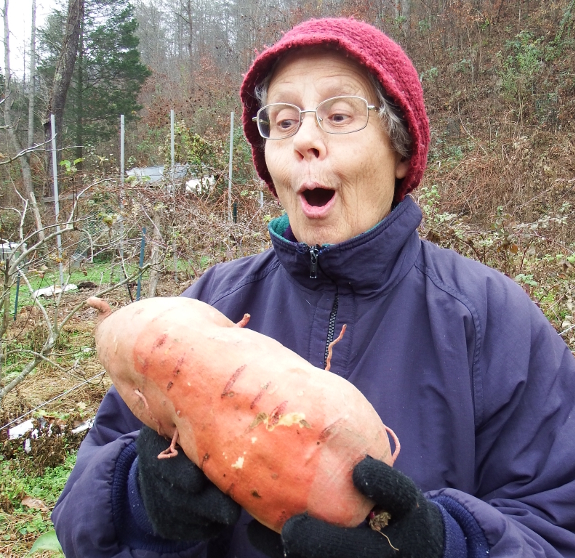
[52,386,209,558]
[429,268,575,557]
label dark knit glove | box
[248,455,444,558]
[136,425,241,541]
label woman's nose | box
[292,111,326,159]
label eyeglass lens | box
[257,96,370,139]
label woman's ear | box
[395,158,410,179]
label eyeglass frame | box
[252,95,380,140]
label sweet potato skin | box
[88,296,397,532]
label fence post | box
[50,114,64,287]
[119,115,125,261]
[171,109,177,280]
[228,111,234,222]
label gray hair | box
[253,71,412,159]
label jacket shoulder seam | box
[209,256,282,305]
[414,256,484,426]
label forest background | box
[0,0,575,554]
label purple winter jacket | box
[52,197,575,557]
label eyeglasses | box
[252,96,379,140]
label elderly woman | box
[52,18,575,558]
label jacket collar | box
[268,196,423,296]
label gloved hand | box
[136,425,241,541]
[248,455,444,558]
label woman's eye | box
[329,113,350,123]
[277,118,298,130]
[327,111,352,125]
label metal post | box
[170,109,177,280]
[50,114,64,287]
[228,111,234,222]
[136,227,146,301]
[120,115,125,190]
[170,109,175,187]
[119,115,125,261]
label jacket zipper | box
[309,245,320,279]
[307,245,340,369]
[323,292,339,368]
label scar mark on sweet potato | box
[221,364,247,398]
[276,510,288,529]
[166,381,173,391]
[251,490,261,498]
[249,412,268,430]
[172,355,185,376]
[134,389,163,435]
[200,453,210,470]
[152,334,168,350]
[269,401,288,426]
[250,382,271,409]
[318,418,343,442]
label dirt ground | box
[2,275,190,421]
[0,276,194,557]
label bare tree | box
[2,0,45,240]
[43,0,84,190]
[28,0,37,154]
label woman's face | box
[264,49,409,246]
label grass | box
[9,261,149,312]
[0,452,76,512]
[0,452,77,556]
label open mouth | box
[303,188,335,207]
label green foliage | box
[0,453,76,510]
[554,0,575,47]
[420,67,439,82]
[163,121,224,193]
[0,453,75,555]
[167,122,223,176]
[497,31,544,102]
[28,529,63,555]
[38,0,151,153]
[59,158,84,174]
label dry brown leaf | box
[21,496,49,511]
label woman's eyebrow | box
[267,83,366,104]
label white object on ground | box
[32,284,78,298]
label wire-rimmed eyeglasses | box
[252,96,380,140]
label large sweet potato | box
[88,296,399,532]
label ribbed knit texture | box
[240,17,430,203]
[111,441,195,553]
[432,495,490,557]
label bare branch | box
[0,137,57,167]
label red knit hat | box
[240,18,430,203]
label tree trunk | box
[185,0,193,77]
[43,0,84,193]
[2,0,45,240]
[27,0,36,152]
[75,20,84,165]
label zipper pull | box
[309,245,320,279]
